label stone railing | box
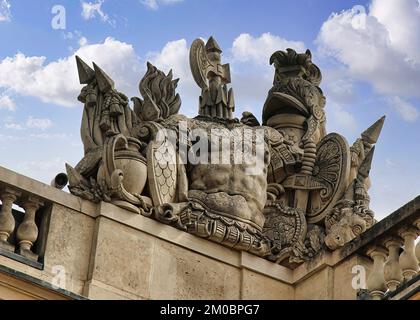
[0,184,50,269]
[360,197,420,299]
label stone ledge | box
[84,279,145,300]
[0,165,97,217]
[97,201,294,284]
[0,247,44,270]
[95,200,386,286]
[0,264,86,300]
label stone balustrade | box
[364,212,420,299]
[0,185,47,265]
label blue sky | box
[0,0,419,219]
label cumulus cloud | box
[81,0,115,26]
[0,94,16,111]
[26,116,53,130]
[78,36,88,47]
[387,96,419,122]
[5,122,22,130]
[317,0,420,99]
[370,0,420,62]
[326,103,358,133]
[0,0,11,22]
[231,33,306,65]
[0,33,306,118]
[141,0,184,10]
[320,68,359,133]
[0,37,143,107]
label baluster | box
[366,246,388,300]
[0,188,21,252]
[415,218,420,271]
[384,237,404,291]
[399,227,419,280]
[16,197,43,261]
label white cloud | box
[81,0,115,26]
[326,103,358,133]
[15,157,67,184]
[385,158,398,169]
[317,0,420,97]
[0,37,143,107]
[5,122,22,130]
[324,77,356,106]
[0,33,306,118]
[141,0,184,10]
[388,96,419,122]
[0,94,16,110]
[321,69,359,132]
[0,134,25,141]
[63,32,74,40]
[78,36,88,47]
[231,33,306,65]
[370,0,420,62]
[3,117,62,131]
[26,116,53,130]
[29,133,69,139]
[0,0,11,22]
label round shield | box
[307,133,350,224]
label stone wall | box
[2,166,418,300]
[0,166,380,300]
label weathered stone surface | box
[241,270,294,300]
[86,217,154,299]
[295,267,334,300]
[44,204,95,295]
[332,255,372,300]
[150,239,241,299]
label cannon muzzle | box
[51,173,69,190]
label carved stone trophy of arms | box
[65,40,385,267]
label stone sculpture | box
[66,37,385,266]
